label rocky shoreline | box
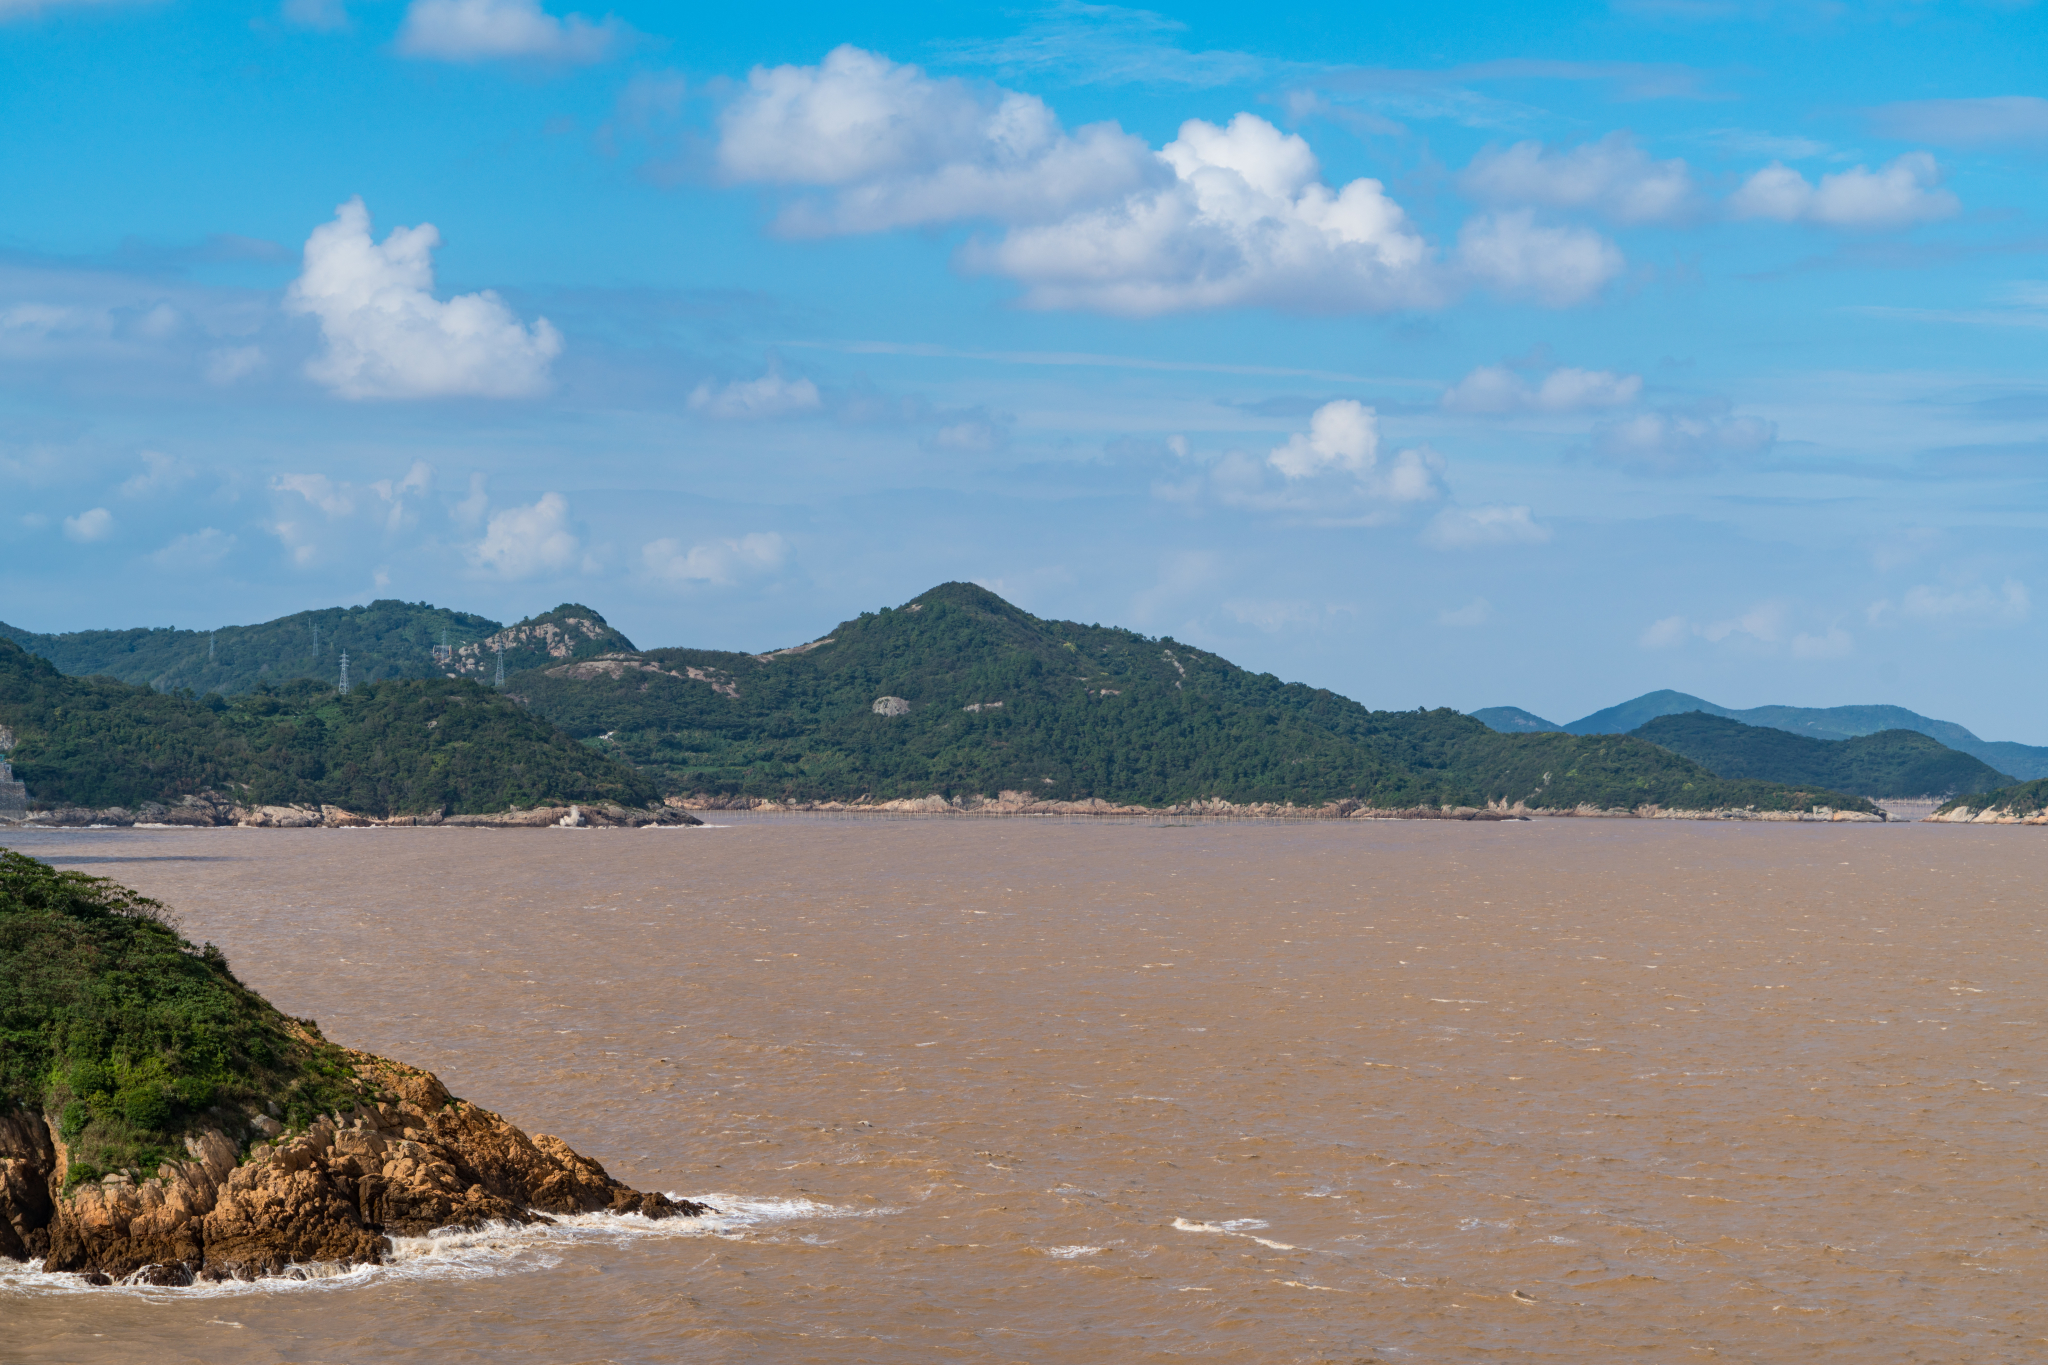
[0,1045,705,1285]
[675,790,1885,822]
[2,792,702,830]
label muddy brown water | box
[1,817,2043,1363]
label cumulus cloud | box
[273,473,356,517]
[118,450,192,499]
[1454,211,1624,307]
[1869,97,2048,149]
[470,492,580,579]
[61,507,112,543]
[1186,400,1444,520]
[1729,153,1958,229]
[1641,602,1848,655]
[285,197,562,400]
[1421,504,1550,549]
[643,532,786,585]
[713,47,1640,315]
[1459,132,1696,225]
[1269,398,1377,478]
[149,528,235,569]
[1869,579,2029,628]
[969,111,1439,314]
[1441,363,1641,415]
[717,45,1155,235]
[396,0,624,64]
[1589,401,1775,475]
[688,371,821,420]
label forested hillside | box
[0,639,654,816]
[1632,712,2012,798]
[0,601,634,698]
[506,583,1874,814]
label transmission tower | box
[339,650,351,695]
[494,640,505,687]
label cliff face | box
[1,1049,704,1284]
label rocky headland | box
[0,850,705,1285]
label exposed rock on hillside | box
[3,1047,704,1283]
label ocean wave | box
[0,1193,892,1298]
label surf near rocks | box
[2,1044,706,1286]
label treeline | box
[0,639,654,816]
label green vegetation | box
[0,639,656,815]
[1470,706,1563,734]
[1632,712,2014,798]
[1935,778,2048,819]
[506,582,1876,814]
[0,850,370,1189]
[1559,689,2048,780]
[0,600,501,697]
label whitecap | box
[1044,1245,1106,1259]
[0,1195,891,1298]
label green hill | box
[0,849,369,1191]
[0,601,635,698]
[0,638,655,816]
[1632,712,2013,799]
[1561,690,2048,780]
[1936,779,2048,820]
[1470,706,1563,734]
[503,582,1873,815]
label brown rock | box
[5,1050,708,1283]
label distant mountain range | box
[1,587,1879,817]
[1632,713,2011,800]
[1471,690,2048,781]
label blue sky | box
[2,0,2045,739]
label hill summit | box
[503,582,1874,817]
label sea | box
[1,815,2043,1363]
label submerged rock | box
[2,1049,707,1284]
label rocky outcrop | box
[9,792,699,830]
[2,1050,706,1284]
[668,790,1880,822]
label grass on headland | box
[0,851,376,1191]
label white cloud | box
[285,197,562,400]
[929,415,1009,454]
[204,345,266,386]
[1643,602,1846,653]
[149,528,235,569]
[0,0,139,17]
[1441,363,1641,415]
[280,0,349,30]
[1869,97,2048,149]
[1589,403,1775,475]
[1459,132,1696,225]
[1438,597,1493,627]
[273,472,356,517]
[1790,627,1853,659]
[1194,399,1443,519]
[643,532,786,585]
[1639,614,1689,649]
[1869,579,2030,627]
[1454,210,1624,307]
[396,0,623,64]
[1729,153,1958,229]
[1421,503,1550,549]
[688,371,822,420]
[970,111,1438,314]
[718,45,1155,235]
[61,507,111,543]
[118,450,191,499]
[1270,398,1377,478]
[470,492,580,579]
